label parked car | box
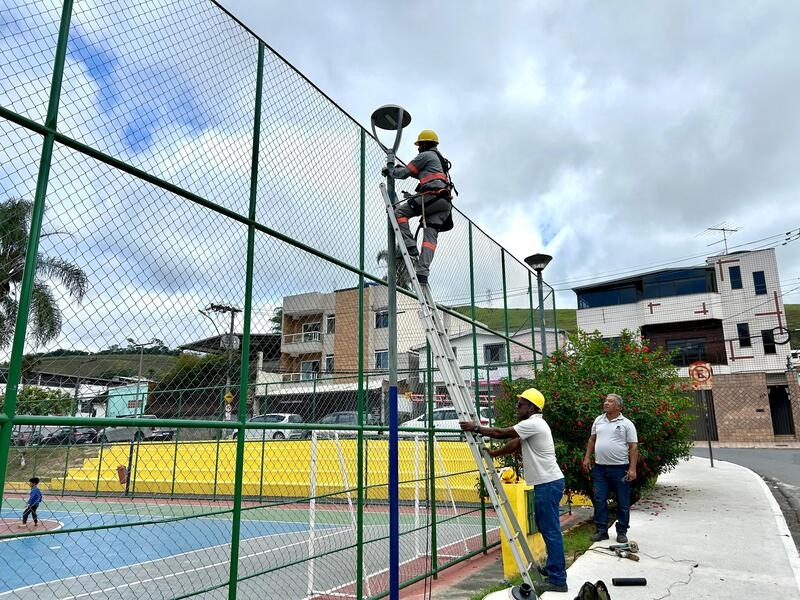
[12,425,61,446]
[97,415,176,443]
[39,426,98,446]
[399,406,494,440]
[290,411,380,440]
[11,425,36,446]
[230,413,304,440]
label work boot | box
[417,274,428,285]
[536,564,549,578]
[590,530,609,542]
[534,581,568,594]
[616,532,628,543]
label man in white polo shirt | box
[582,393,638,543]
[460,387,568,595]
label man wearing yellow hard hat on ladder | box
[459,388,568,595]
[382,129,455,286]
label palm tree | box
[0,198,88,348]
[376,245,412,289]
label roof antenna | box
[699,222,741,254]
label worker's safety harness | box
[412,148,457,234]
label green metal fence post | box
[501,251,512,381]
[551,287,559,352]
[0,0,74,512]
[227,40,265,600]
[426,342,438,576]
[170,390,183,499]
[355,127,366,600]
[467,224,488,550]
[528,272,538,371]
[213,387,223,500]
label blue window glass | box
[728,266,742,290]
[642,268,714,299]
[752,271,767,295]
[375,310,388,329]
[375,350,388,369]
[577,285,637,308]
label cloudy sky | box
[3,0,800,357]
[220,0,800,307]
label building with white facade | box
[574,248,799,443]
[254,284,470,422]
[411,327,567,416]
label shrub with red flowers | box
[496,329,695,501]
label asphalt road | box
[691,447,800,552]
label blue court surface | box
[0,508,322,593]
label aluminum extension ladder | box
[380,183,541,592]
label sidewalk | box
[416,456,800,599]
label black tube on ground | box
[612,577,647,586]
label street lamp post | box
[524,253,553,360]
[124,337,162,497]
[126,337,163,416]
[370,104,412,600]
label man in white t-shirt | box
[582,393,638,544]
[460,388,567,595]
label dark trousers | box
[592,464,631,534]
[394,196,450,278]
[534,478,567,587]
[22,503,39,524]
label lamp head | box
[370,104,412,131]
[524,253,553,272]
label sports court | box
[0,496,492,599]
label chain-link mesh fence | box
[0,1,560,598]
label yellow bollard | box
[499,480,547,579]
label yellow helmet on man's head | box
[415,129,439,145]
[517,388,545,410]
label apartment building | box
[413,327,567,398]
[574,248,799,443]
[255,283,466,420]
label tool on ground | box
[611,577,647,586]
[608,540,639,553]
[381,182,541,594]
[614,549,640,561]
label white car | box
[97,415,175,443]
[399,406,494,439]
[231,413,304,440]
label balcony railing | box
[282,371,321,382]
[283,331,322,345]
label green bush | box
[498,330,695,500]
[1,385,74,415]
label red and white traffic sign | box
[688,361,713,390]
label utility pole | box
[206,304,242,422]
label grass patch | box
[468,521,595,600]
[4,445,100,484]
[453,306,578,336]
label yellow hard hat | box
[517,388,545,410]
[415,129,439,145]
